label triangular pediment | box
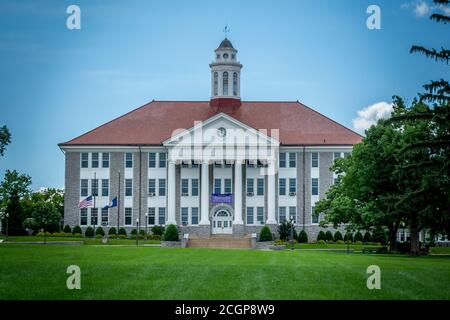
[163,112,279,148]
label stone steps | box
[188,235,252,249]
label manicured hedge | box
[163,224,179,241]
[298,230,308,243]
[354,231,363,242]
[63,225,72,233]
[317,230,326,241]
[334,231,343,242]
[73,225,82,235]
[95,227,105,237]
[325,230,334,242]
[259,225,273,241]
[85,226,94,238]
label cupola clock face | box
[223,53,229,59]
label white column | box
[200,161,210,225]
[166,161,176,225]
[233,160,243,224]
[266,160,277,224]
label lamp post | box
[145,212,148,240]
[135,218,139,247]
[289,215,295,251]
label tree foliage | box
[0,125,11,157]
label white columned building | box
[59,37,362,241]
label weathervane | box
[223,25,230,38]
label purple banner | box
[211,193,233,204]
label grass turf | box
[0,236,160,245]
[0,245,449,300]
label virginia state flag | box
[103,197,117,209]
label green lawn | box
[292,243,381,251]
[430,246,450,255]
[0,245,449,300]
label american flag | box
[78,195,93,209]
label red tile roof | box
[59,100,362,146]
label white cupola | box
[209,38,243,101]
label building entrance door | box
[212,209,233,234]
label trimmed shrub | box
[325,230,333,242]
[259,225,273,241]
[148,234,161,240]
[354,231,363,242]
[298,230,308,243]
[363,231,372,243]
[95,227,105,237]
[52,232,66,237]
[84,226,94,238]
[317,230,326,241]
[72,225,82,235]
[65,232,72,237]
[118,234,127,239]
[130,229,138,236]
[108,227,117,235]
[73,233,83,238]
[277,221,296,241]
[344,232,353,242]
[63,225,72,233]
[36,231,51,237]
[118,227,127,236]
[163,224,179,241]
[151,225,165,236]
[336,240,345,244]
[334,231,343,242]
[355,240,363,245]
[372,227,387,245]
[139,229,146,236]
[317,240,326,244]
[95,234,103,239]
[274,239,286,245]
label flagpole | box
[117,170,121,232]
[93,171,96,235]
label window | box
[101,179,109,197]
[279,152,286,168]
[80,208,88,225]
[312,206,319,224]
[102,153,109,168]
[213,72,218,96]
[125,152,133,168]
[223,71,228,95]
[279,207,286,223]
[181,207,189,226]
[92,152,99,168]
[191,207,199,225]
[289,207,296,223]
[101,208,109,226]
[311,152,319,168]
[224,162,232,168]
[289,178,296,193]
[159,179,166,196]
[289,153,296,168]
[344,152,350,158]
[233,72,238,96]
[247,179,254,193]
[91,179,98,197]
[247,207,254,225]
[148,208,155,225]
[91,208,98,226]
[224,179,232,193]
[125,179,132,196]
[279,178,286,196]
[333,152,341,160]
[181,179,189,195]
[124,208,132,225]
[214,162,222,168]
[159,152,166,168]
[257,178,264,196]
[191,179,199,196]
[148,179,156,194]
[312,178,319,196]
[81,153,89,168]
[148,152,156,168]
[257,207,264,225]
[158,208,166,225]
[214,179,221,194]
[80,179,88,197]
[182,162,189,168]
[334,177,339,185]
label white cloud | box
[352,102,394,135]
[414,1,430,16]
[401,0,449,17]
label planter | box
[255,241,274,249]
[270,244,286,251]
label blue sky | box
[0,0,448,190]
